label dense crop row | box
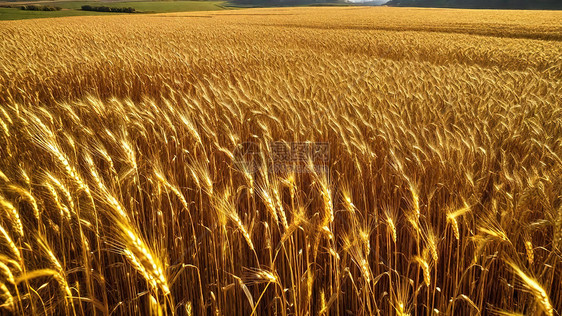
[0,7,560,315]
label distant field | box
[52,0,227,11]
[0,6,561,316]
[0,7,100,19]
[0,0,227,20]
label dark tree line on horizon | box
[81,5,136,13]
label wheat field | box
[0,6,561,315]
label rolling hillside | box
[387,0,562,9]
